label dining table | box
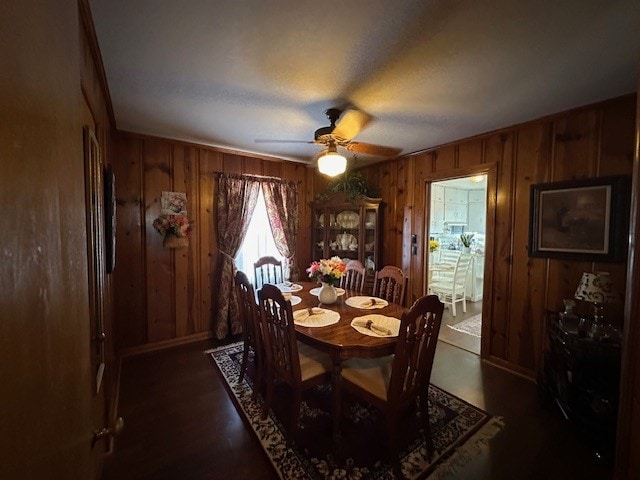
[281,281,406,444]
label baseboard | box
[118,331,213,359]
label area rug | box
[447,315,482,338]
[207,342,503,479]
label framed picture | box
[528,175,629,262]
[161,191,188,215]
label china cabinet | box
[311,192,382,273]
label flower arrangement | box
[307,256,347,286]
[152,215,194,238]
[429,239,440,252]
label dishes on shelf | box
[336,232,357,251]
[336,210,359,229]
[318,214,335,228]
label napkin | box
[352,318,392,336]
[294,307,323,320]
[359,298,385,308]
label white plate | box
[318,214,335,228]
[345,296,389,309]
[286,295,301,306]
[277,282,303,292]
[293,308,340,327]
[336,210,359,229]
[351,314,400,337]
[309,286,345,296]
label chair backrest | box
[452,254,473,286]
[388,295,444,406]
[254,256,284,289]
[257,284,300,385]
[340,260,366,293]
[235,270,261,349]
[438,250,461,265]
[373,265,407,305]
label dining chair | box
[253,256,284,289]
[340,259,366,293]
[340,294,444,477]
[429,249,460,285]
[429,253,473,316]
[373,265,407,305]
[234,270,264,400]
[257,284,332,444]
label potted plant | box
[306,256,347,304]
[460,233,474,253]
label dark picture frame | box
[104,164,116,273]
[528,175,629,262]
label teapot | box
[338,232,351,250]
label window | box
[235,188,283,284]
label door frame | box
[423,164,498,359]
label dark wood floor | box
[102,337,613,480]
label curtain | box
[262,180,299,281]
[213,174,260,339]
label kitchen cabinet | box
[430,201,445,233]
[444,187,467,204]
[311,192,382,273]
[444,202,467,223]
[468,202,486,233]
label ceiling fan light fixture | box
[317,149,347,177]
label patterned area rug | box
[208,342,503,479]
[447,315,482,338]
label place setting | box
[276,281,303,293]
[293,307,340,327]
[345,295,388,309]
[350,314,400,337]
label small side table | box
[538,312,621,463]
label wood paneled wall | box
[357,95,636,378]
[112,134,317,352]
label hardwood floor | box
[102,338,613,480]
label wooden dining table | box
[287,281,406,443]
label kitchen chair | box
[429,249,460,283]
[253,256,283,289]
[234,270,264,400]
[257,284,332,444]
[373,265,407,305]
[429,253,473,316]
[340,259,366,293]
[340,294,444,477]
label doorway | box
[427,174,487,355]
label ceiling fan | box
[255,107,401,175]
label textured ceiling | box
[89,0,640,169]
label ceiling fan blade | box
[254,139,315,144]
[331,108,372,141]
[346,142,402,157]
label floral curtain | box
[262,180,299,281]
[213,174,260,339]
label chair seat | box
[430,281,465,291]
[298,342,332,381]
[341,355,394,401]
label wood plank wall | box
[112,134,316,352]
[356,95,636,378]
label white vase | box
[462,246,471,254]
[318,282,338,305]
